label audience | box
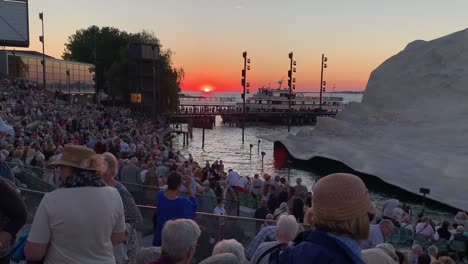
[436,256,455,264]
[279,173,377,263]
[25,145,126,263]
[254,199,271,221]
[245,225,276,260]
[101,152,143,263]
[199,253,238,264]
[427,245,438,263]
[150,219,201,264]
[136,247,162,264]
[0,176,27,263]
[3,79,468,264]
[416,253,431,264]
[409,245,423,264]
[152,172,197,247]
[250,215,298,264]
[273,202,289,220]
[434,221,453,241]
[361,219,395,250]
[212,239,247,263]
[290,198,305,223]
[415,216,435,238]
[293,177,308,196]
[395,250,409,264]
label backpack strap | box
[416,223,429,234]
[256,243,286,264]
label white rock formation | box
[274,29,468,211]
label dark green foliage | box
[63,26,182,113]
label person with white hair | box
[427,245,438,263]
[101,152,142,264]
[34,153,46,168]
[135,247,161,264]
[273,202,289,220]
[151,219,201,264]
[250,215,299,264]
[362,243,399,264]
[212,239,247,263]
[453,225,468,242]
[360,219,394,250]
[199,253,238,264]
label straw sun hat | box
[312,173,377,221]
[50,145,106,171]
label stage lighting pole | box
[39,12,46,90]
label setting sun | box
[201,85,214,93]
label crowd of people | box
[0,78,467,264]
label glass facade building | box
[0,50,95,94]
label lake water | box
[173,91,454,221]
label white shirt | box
[227,171,240,187]
[120,141,129,152]
[236,176,248,189]
[140,169,148,183]
[251,178,264,195]
[415,222,435,237]
[28,187,125,264]
[129,143,137,153]
[213,205,226,215]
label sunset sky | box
[18,0,468,92]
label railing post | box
[202,127,205,150]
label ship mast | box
[278,76,285,90]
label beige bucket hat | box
[50,145,105,171]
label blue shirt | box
[245,226,276,259]
[152,191,197,246]
[360,224,383,250]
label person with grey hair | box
[151,219,201,264]
[101,152,142,264]
[34,153,46,168]
[360,219,394,249]
[250,215,299,264]
[212,239,247,263]
[135,247,161,264]
[428,245,438,263]
[121,157,141,184]
[199,253,239,264]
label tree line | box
[62,25,183,114]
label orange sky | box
[17,0,468,92]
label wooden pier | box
[166,111,337,127]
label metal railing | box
[120,181,240,216]
[2,161,241,215]
[18,188,274,263]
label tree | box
[63,26,182,114]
